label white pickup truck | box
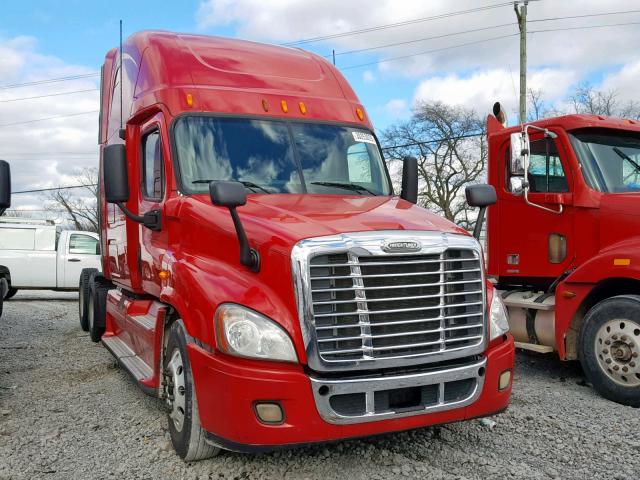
[0,219,101,298]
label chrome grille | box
[309,248,484,363]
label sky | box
[2,0,640,214]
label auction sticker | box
[352,131,376,144]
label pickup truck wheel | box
[88,274,108,343]
[164,320,220,461]
[4,288,17,300]
[79,268,98,331]
[579,295,640,407]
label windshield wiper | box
[613,147,640,174]
[309,181,376,195]
[192,179,272,194]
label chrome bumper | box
[310,358,486,425]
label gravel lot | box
[0,291,638,480]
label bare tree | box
[381,101,486,229]
[569,83,640,119]
[45,167,99,232]
[527,88,548,121]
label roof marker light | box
[186,93,193,107]
[281,100,288,113]
[356,107,365,121]
[299,102,307,115]
[262,99,269,112]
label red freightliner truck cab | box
[484,104,640,407]
[80,31,514,460]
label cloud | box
[362,70,375,83]
[0,36,99,215]
[384,98,408,118]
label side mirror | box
[465,184,496,241]
[400,156,418,204]
[209,181,259,272]
[509,176,524,196]
[0,160,11,215]
[103,144,129,203]
[510,132,529,175]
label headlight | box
[215,304,298,363]
[489,293,510,340]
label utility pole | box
[514,1,528,123]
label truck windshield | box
[570,130,640,193]
[173,116,391,195]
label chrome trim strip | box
[310,357,487,425]
[291,230,487,372]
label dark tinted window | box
[527,138,568,193]
[142,130,164,200]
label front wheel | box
[164,320,220,461]
[79,268,98,331]
[4,288,17,300]
[88,273,108,343]
[579,295,640,407]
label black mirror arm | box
[116,202,161,232]
[473,206,487,241]
[228,207,260,272]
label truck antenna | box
[118,20,125,140]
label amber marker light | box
[281,100,288,113]
[614,258,631,266]
[159,270,170,280]
[561,290,576,299]
[356,107,365,121]
[262,99,269,112]
[299,102,307,115]
[186,93,193,107]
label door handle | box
[68,258,82,262]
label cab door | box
[496,130,576,284]
[59,232,101,288]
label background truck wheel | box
[87,273,108,343]
[579,295,640,407]
[164,320,220,461]
[4,288,17,300]
[79,268,98,331]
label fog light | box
[255,402,284,424]
[499,370,512,390]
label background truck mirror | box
[400,156,418,204]
[209,181,260,272]
[465,184,496,241]
[510,132,528,175]
[103,144,130,203]
[0,160,11,215]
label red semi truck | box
[483,104,640,407]
[81,31,514,459]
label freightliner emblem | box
[382,240,422,253]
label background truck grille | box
[309,249,484,363]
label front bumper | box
[188,334,514,452]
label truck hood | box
[189,194,469,246]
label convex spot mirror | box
[510,132,529,175]
[510,177,524,196]
[103,144,130,203]
[0,160,11,214]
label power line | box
[528,9,640,24]
[381,133,484,152]
[0,88,99,103]
[282,1,519,46]
[0,110,99,128]
[12,184,97,195]
[0,73,100,91]
[529,20,640,34]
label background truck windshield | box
[173,116,391,195]
[571,130,640,193]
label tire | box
[88,273,108,343]
[4,288,17,300]
[579,295,640,407]
[164,320,220,461]
[0,278,7,317]
[79,268,98,332]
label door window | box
[68,234,100,255]
[527,138,568,193]
[142,130,164,200]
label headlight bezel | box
[215,303,298,363]
[489,291,510,341]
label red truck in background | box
[483,103,640,407]
[80,31,514,460]
[0,160,11,317]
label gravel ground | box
[0,290,638,480]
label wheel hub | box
[595,318,640,387]
[165,348,186,432]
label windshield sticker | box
[352,131,376,145]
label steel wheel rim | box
[167,348,186,432]
[595,318,640,387]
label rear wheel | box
[79,268,98,331]
[88,273,109,343]
[4,288,17,300]
[164,320,220,461]
[579,295,640,407]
